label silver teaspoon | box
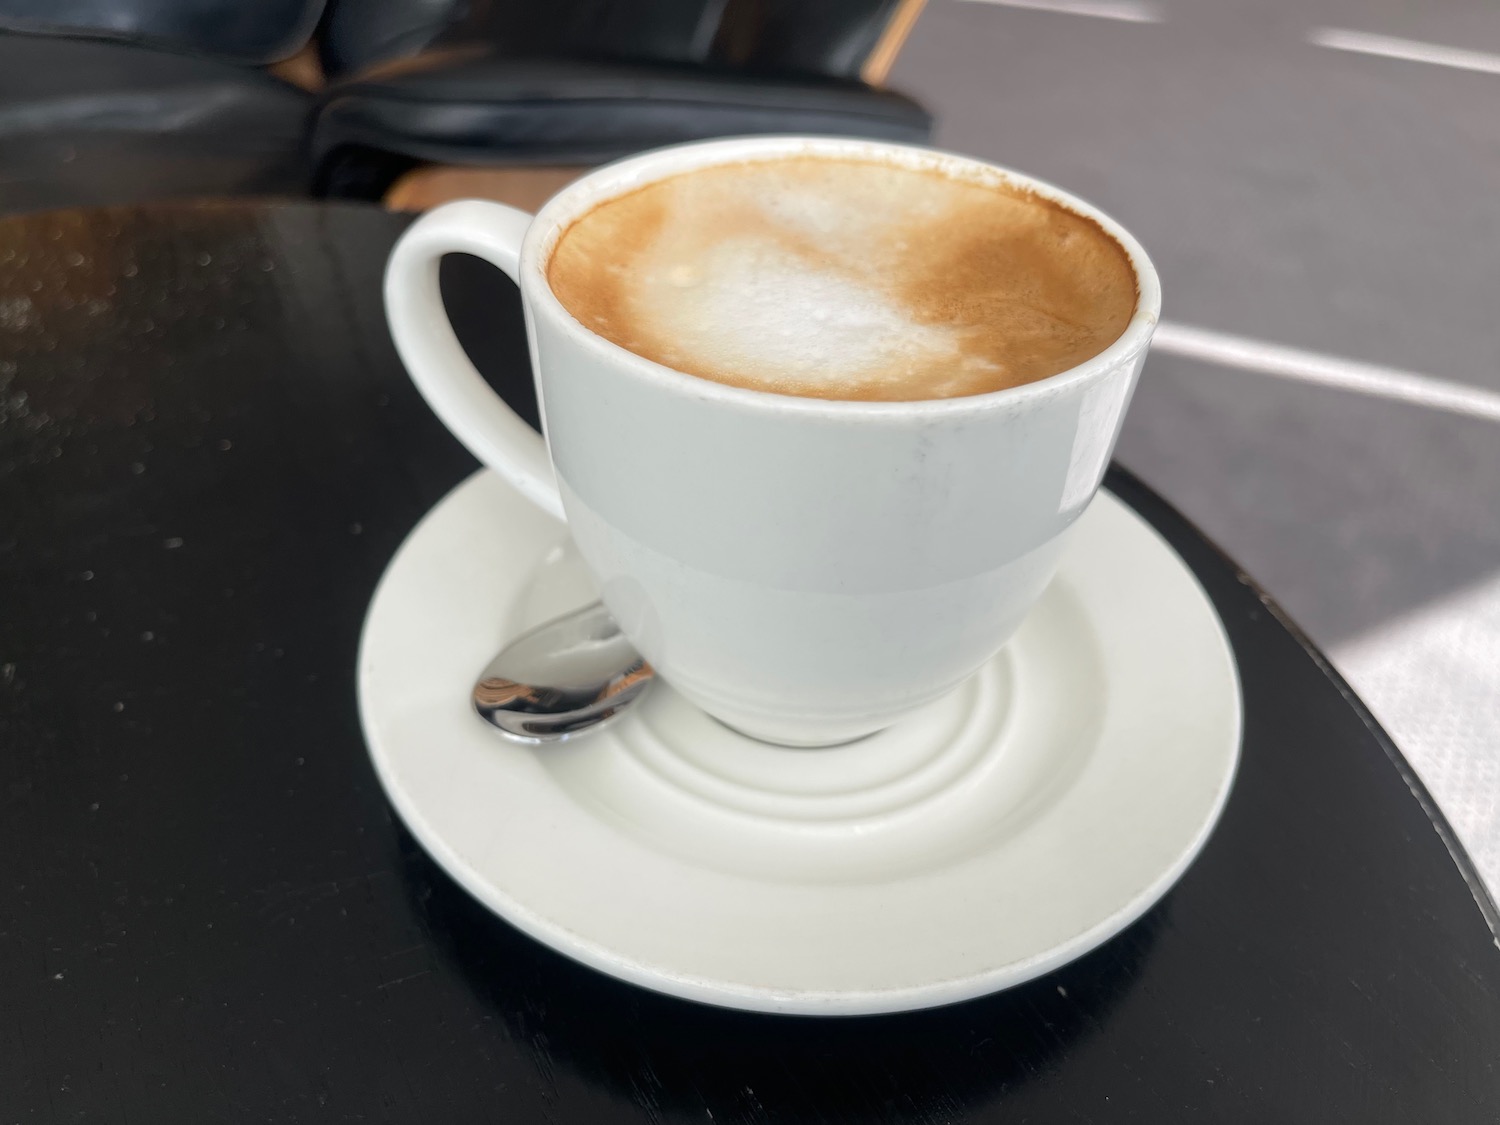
[472,601,655,743]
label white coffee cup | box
[384,136,1160,746]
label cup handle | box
[384,199,565,521]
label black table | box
[3,203,1498,1123]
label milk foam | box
[635,236,977,395]
[547,157,1137,402]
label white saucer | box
[358,470,1241,1015]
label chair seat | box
[0,33,311,214]
[312,55,933,178]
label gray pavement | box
[895,0,1500,385]
[891,0,1500,888]
[1120,353,1500,641]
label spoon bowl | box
[473,601,654,743]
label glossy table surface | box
[2,203,1498,1123]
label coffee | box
[547,155,1137,402]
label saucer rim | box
[358,471,1242,1015]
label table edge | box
[1106,464,1500,942]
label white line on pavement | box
[956,0,1161,24]
[1308,27,1500,76]
[1152,321,1500,424]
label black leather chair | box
[310,0,932,203]
[318,0,726,79]
[0,2,319,215]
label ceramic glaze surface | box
[357,471,1241,1014]
[384,136,1161,745]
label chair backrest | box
[319,0,729,81]
[710,0,924,83]
[317,0,923,84]
[0,0,322,65]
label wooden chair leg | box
[862,0,929,86]
[383,165,591,213]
